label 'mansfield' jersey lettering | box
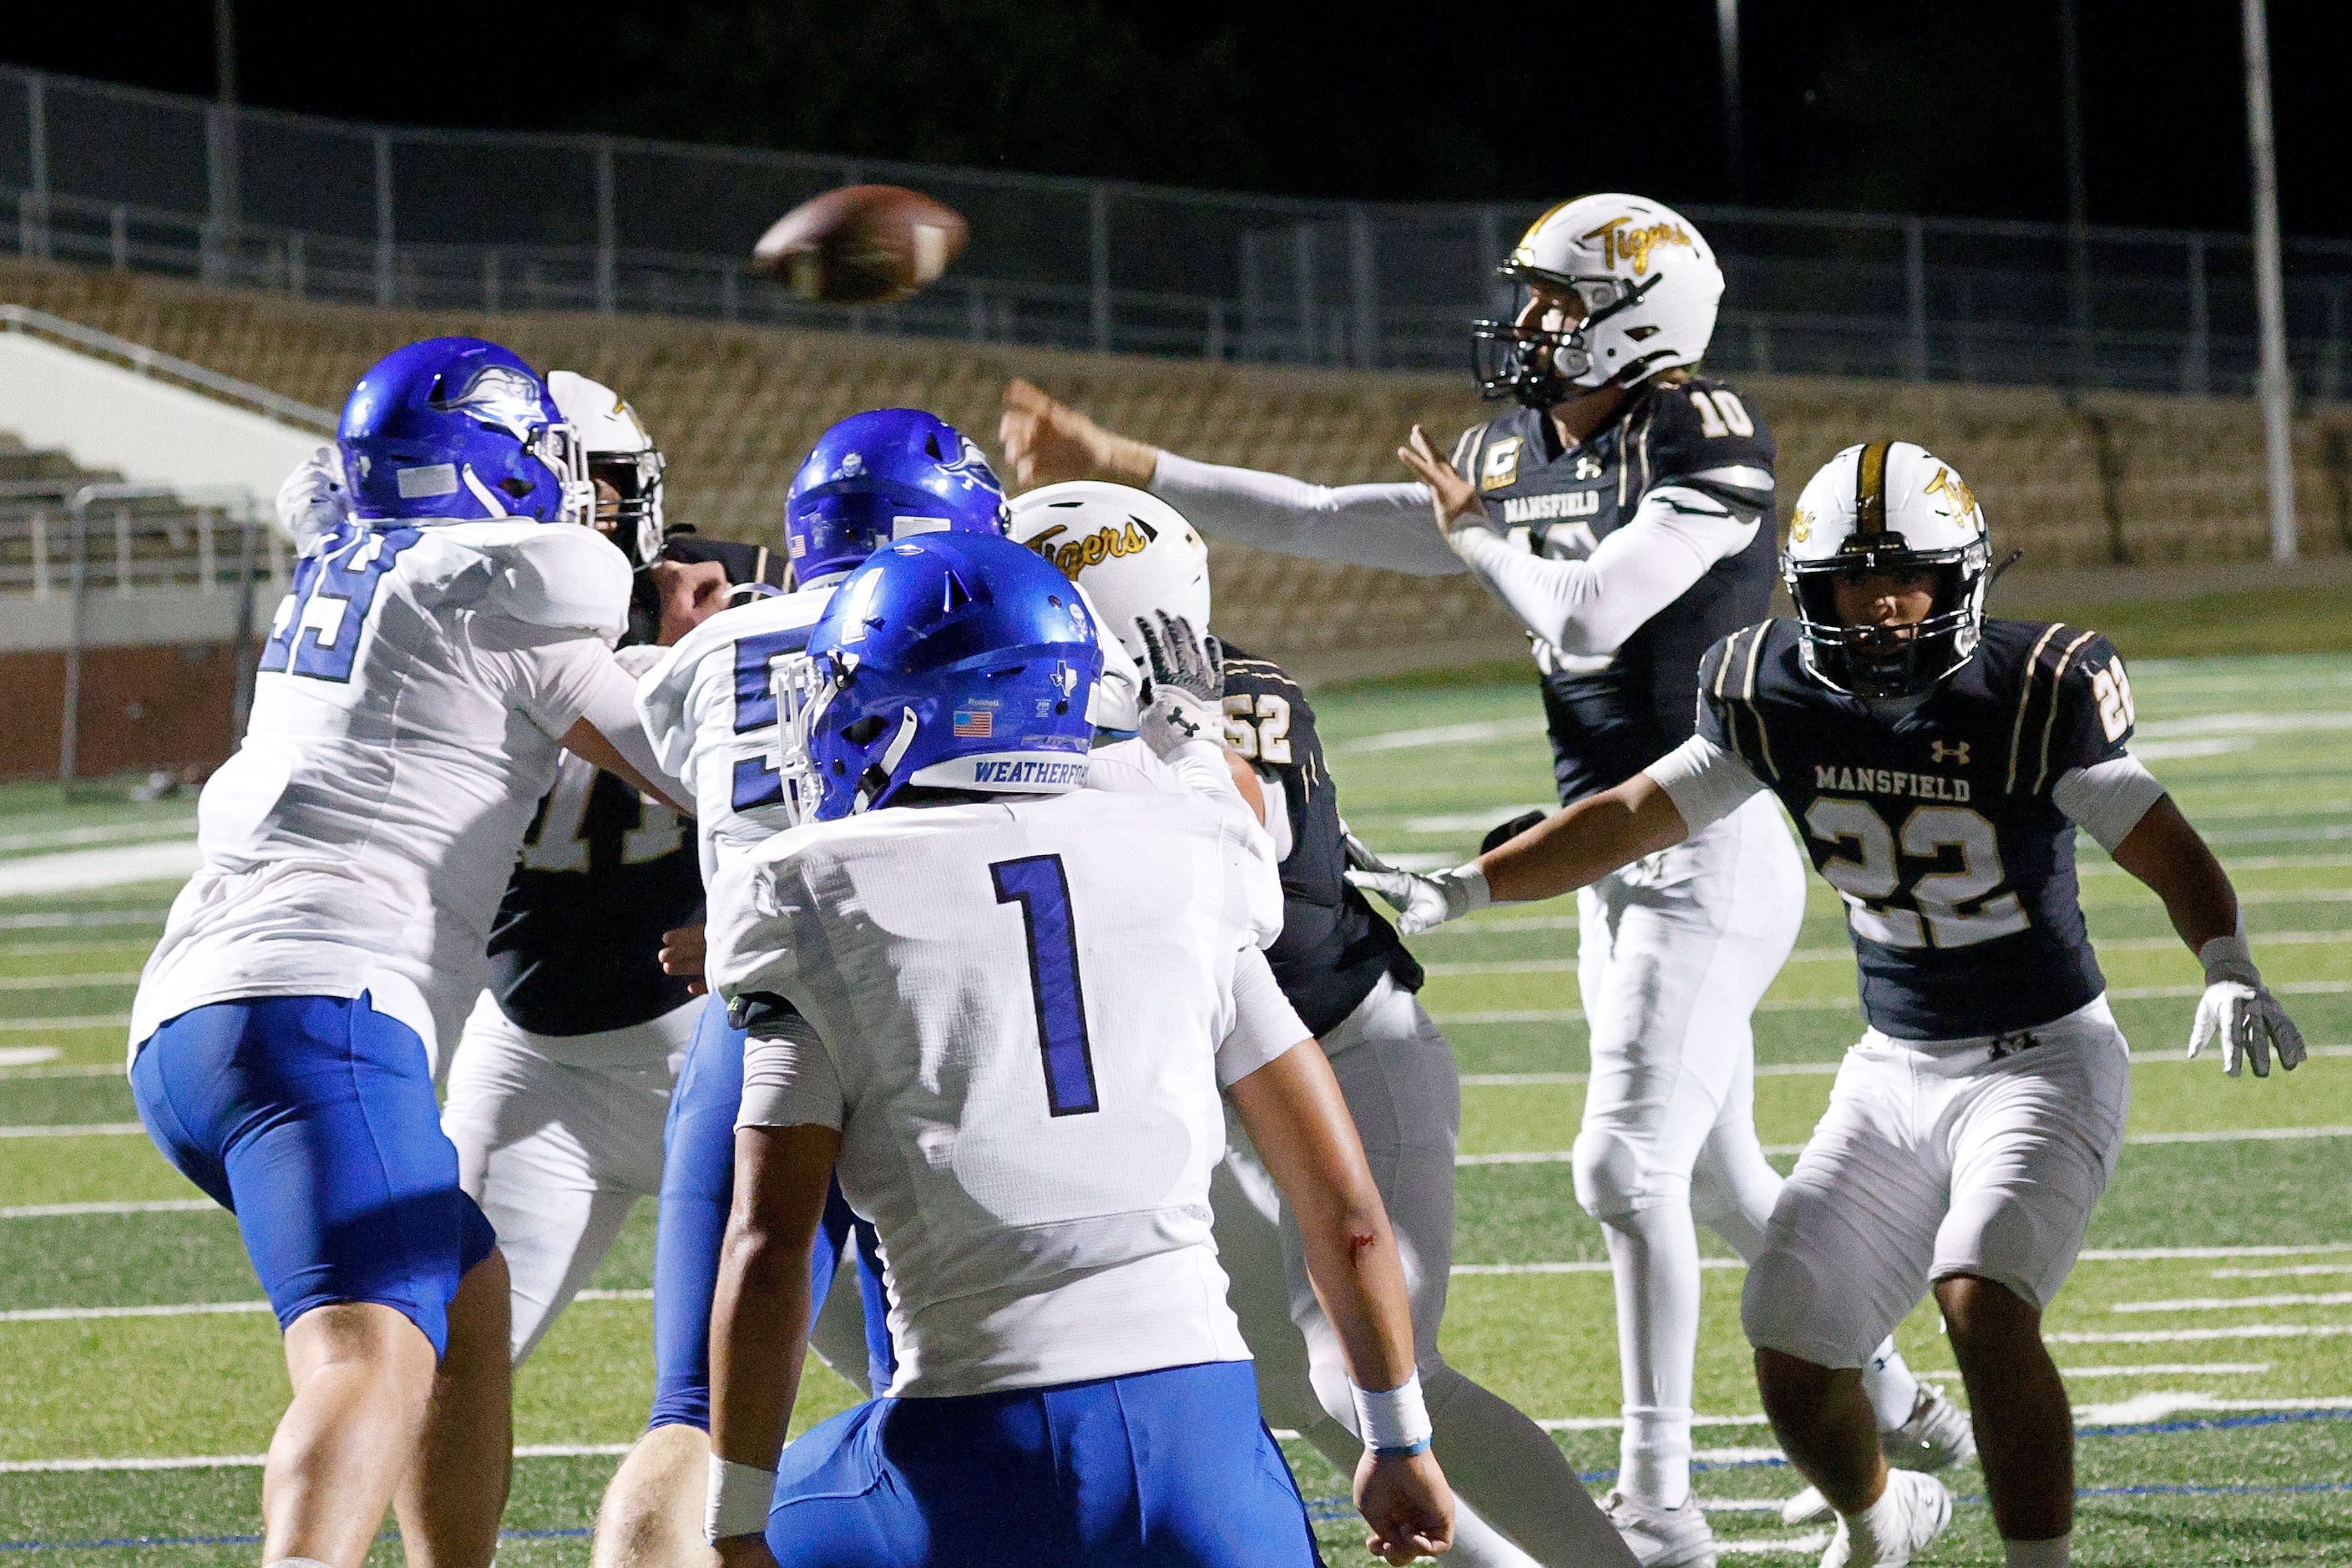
[1813,764,1972,803]
[1498,491,1601,524]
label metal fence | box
[5,61,2352,399]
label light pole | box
[2242,0,2297,561]
[1717,0,1743,195]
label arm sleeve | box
[1216,946,1310,1087]
[1641,733,1769,835]
[736,1007,846,1131]
[1150,453,1464,577]
[1444,484,1759,656]
[475,623,625,741]
[2051,752,2169,852]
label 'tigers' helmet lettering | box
[1783,440,1993,699]
[1470,194,1725,408]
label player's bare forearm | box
[1227,1042,1418,1393]
[560,716,693,817]
[708,1124,841,1474]
[2110,795,2239,953]
[998,378,1161,488]
[1476,773,1689,904]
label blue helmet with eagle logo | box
[336,337,594,525]
[773,531,1103,822]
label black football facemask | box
[1470,271,1662,408]
[1788,547,1985,700]
[591,449,667,569]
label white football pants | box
[1216,974,1638,1568]
[442,992,697,1364]
[1574,791,1919,1505]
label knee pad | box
[1572,1127,1681,1222]
[1740,1244,1877,1371]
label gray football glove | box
[1343,833,1490,935]
[2188,933,2307,1078]
[1135,611,1225,756]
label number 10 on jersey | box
[992,855,1101,1116]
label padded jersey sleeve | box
[2051,753,2168,852]
[1149,453,1464,578]
[1217,945,1309,1086]
[2045,632,2137,776]
[482,524,633,641]
[1643,733,1768,834]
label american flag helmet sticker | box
[953,708,993,738]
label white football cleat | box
[1602,1489,1719,1568]
[1783,1386,1978,1524]
[1818,1471,1954,1568]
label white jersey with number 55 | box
[709,785,1308,1399]
[131,519,633,1055]
[635,585,836,884]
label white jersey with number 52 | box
[636,586,835,885]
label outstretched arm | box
[999,379,1461,576]
[564,655,694,816]
[1227,1040,1455,1564]
[1350,771,1694,933]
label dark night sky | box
[8,2,2349,236]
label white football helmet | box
[1008,480,1211,732]
[1472,194,1725,406]
[1784,441,1992,698]
[546,371,667,567]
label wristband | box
[1351,1371,1434,1457]
[705,1456,777,1543]
[1452,863,1493,918]
[2198,924,2259,987]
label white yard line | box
[2047,1323,2352,1344]
[0,1443,631,1474]
[2059,1363,2274,1378]
[1460,1125,2352,1166]
[2074,1393,2352,1424]
[2213,1262,2352,1280]
[0,1046,57,1066]
[0,1300,270,1323]
[1717,1535,1833,1557]
[0,972,142,990]
[0,1121,144,1139]
[0,820,196,855]
[0,1014,129,1032]
[2113,1291,2352,1314]
[0,909,169,931]
[0,1198,211,1219]
[1336,718,1546,755]
[0,842,200,898]
[1452,1258,1749,1277]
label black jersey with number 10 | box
[1697,618,2138,1040]
[1451,377,1779,807]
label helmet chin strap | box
[852,707,923,814]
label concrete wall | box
[0,331,320,506]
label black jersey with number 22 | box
[1697,617,2139,1039]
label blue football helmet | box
[338,337,594,525]
[775,533,1102,822]
[783,409,1009,585]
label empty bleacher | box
[4,252,2347,681]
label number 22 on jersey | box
[1805,798,2027,950]
[992,855,1100,1116]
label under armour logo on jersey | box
[1930,740,1972,766]
[1575,453,1604,480]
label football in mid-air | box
[751,185,969,306]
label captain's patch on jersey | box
[1480,437,1524,492]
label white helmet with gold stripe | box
[1784,440,1992,697]
[546,371,666,567]
[1471,194,1725,406]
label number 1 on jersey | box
[990,854,1100,1116]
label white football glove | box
[1135,610,1225,757]
[276,443,352,550]
[1343,834,1490,935]
[2188,932,2307,1078]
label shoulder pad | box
[1645,378,1776,484]
[474,525,632,640]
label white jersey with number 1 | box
[635,585,836,884]
[709,783,1308,1399]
